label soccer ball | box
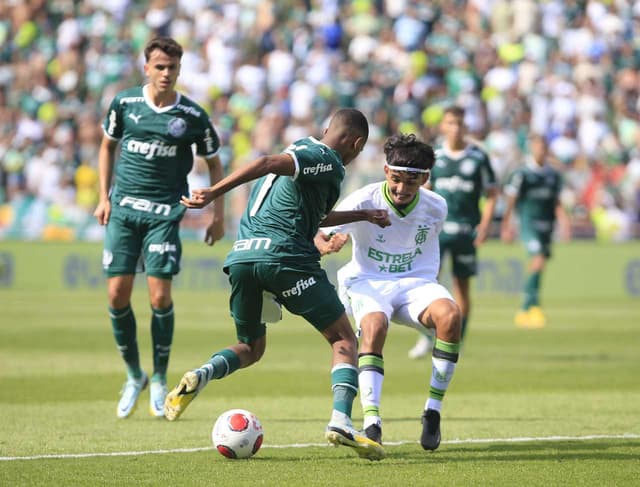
[211,409,263,459]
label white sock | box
[329,410,352,428]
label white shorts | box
[340,277,454,332]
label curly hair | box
[383,133,435,171]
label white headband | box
[385,163,430,174]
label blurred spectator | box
[0,0,639,241]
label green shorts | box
[521,230,553,258]
[226,261,345,344]
[439,232,477,278]
[102,208,182,278]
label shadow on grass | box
[379,439,640,464]
[248,440,640,465]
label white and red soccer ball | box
[212,409,263,459]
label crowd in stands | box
[0,0,639,241]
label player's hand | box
[204,216,225,246]
[314,232,349,256]
[500,225,515,243]
[474,224,489,247]
[93,199,111,225]
[181,187,216,209]
[326,233,349,254]
[367,209,391,228]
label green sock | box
[523,271,541,310]
[331,364,358,418]
[197,349,242,386]
[151,304,174,382]
[109,305,141,378]
[460,315,469,341]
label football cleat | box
[325,423,386,461]
[514,309,531,328]
[149,380,168,418]
[117,372,149,419]
[164,370,201,421]
[527,306,546,328]
[363,423,382,445]
[408,334,434,359]
[421,409,441,451]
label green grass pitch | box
[0,241,638,486]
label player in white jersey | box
[316,134,462,451]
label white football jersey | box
[324,181,447,284]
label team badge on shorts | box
[167,117,187,137]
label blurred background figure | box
[500,135,571,328]
[0,1,638,243]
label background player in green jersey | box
[409,106,498,359]
[165,109,390,461]
[93,37,225,419]
[501,135,571,328]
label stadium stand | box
[0,0,639,241]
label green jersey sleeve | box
[102,94,128,140]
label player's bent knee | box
[238,339,266,367]
[429,299,462,338]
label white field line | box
[1,434,638,462]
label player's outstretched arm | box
[320,209,390,228]
[182,153,295,209]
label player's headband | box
[385,163,430,174]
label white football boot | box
[117,372,149,419]
[149,380,168,418]
[408,334,434,360]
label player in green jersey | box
[164,109,390,461]
[93,37,225,419]
[409,106,498,358]
[501,134,571,328]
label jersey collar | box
[382,181,419,217]
[440,140,471,160]
[142,84,181,113]
[308,136,329,148]
[526,156,548,172]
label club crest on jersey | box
[415,225,430,245]
[167,117,187,137]
[460,158,476,175]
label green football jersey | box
[504,160,562,233]
[102,86,220,220]
[224,136,345,267]
[430,142,497,233]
